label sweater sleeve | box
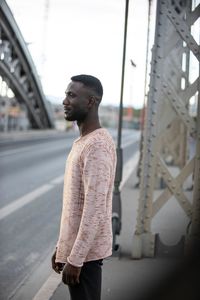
[67,143,112,267]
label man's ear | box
[88,96,96,108]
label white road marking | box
[122,138,139,148]
[0,143,72,158]
[0,137,139,222]
[0,145,36,157]
[33,272,61,300]
[121,151,139,189]
[50,175,64,185]
[0,176,64,221]
[122,132,140,146]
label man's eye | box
[68,92,74,97]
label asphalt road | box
[0,128,140,300]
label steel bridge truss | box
[0,0,54,129]
[132,0,200,258]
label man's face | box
[63,81,90,122]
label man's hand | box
[62,262,81,286]
[51,249,64,274]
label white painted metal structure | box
[0,0,54,129]
[132,0,200,258]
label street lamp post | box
[112,0,129,252]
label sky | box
[6,0,157,108]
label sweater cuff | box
[67,256,83,268]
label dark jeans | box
[68,259,103,300]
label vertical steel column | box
[132,0,167,258]
[186,70,200,254]
[132,0,200,258]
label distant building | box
[50,102,119,131]
[99,105,118,128]
[123,106,141,129]
[49,102,73,131]
[0,96,30,131]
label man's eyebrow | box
[65,90,72,95]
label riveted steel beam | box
[188,4,200,25]
[167,5,200,60]
[0,0,54,129]
[132,0,199,258]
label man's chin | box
[64,115,75,121]
[64,113,85,122]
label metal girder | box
[167,4,200,61]
[132,0,200,258]
[0,0,54,129]
[189,97,200,236]
[188,4,200,25]
[152,157,194,217]
[163,81,196,135]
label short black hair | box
[71,74,103,99]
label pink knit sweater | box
[56,128,116,267]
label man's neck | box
[78,118,101,137]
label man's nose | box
[63,97,69,106]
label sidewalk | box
[42,169,195,300]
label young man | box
[51,74,116,300]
